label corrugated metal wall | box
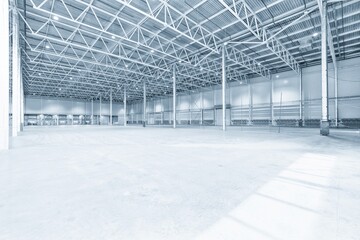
[24,58,360,127]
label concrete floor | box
[0,126,359,240]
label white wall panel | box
[202,90,214,109]
[25,97,42,114]
[101,103,110,115]
[337,58,360,97]
[190,93,201,109]
[303,65,322,100]
[163,97,171,111]
[178,94,190,110]
[25,58,360,121]
[252,81,271,105]
[72,101,86,115]
[273,72,299,104]
[154,99,162,112]
[85,101,92,115]
[231,84,249,106]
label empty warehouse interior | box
[1,0,360,239]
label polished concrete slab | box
[0,126,359,240]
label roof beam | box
[115,0,219,54]
[225,45,270,79]
[218,0,301,74]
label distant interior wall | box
[24,57,360,126]
[25,97,124,116]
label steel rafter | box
[218,0,301,74]
[26,0,258,83]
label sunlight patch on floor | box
[196,153,337,240]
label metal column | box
[270,75,274,126]
[20,67,24,131]
[334,66,338,127]
[212,87,215,125]
[124,87,127,126]
[299,68,303,127]
[143,81,146,127]
[99,95,102,125]
[173,64,176,129]
[248,82,253,125]
[12,6,21,137]
[109,89,112,125]
[320,0,330,136]
[222,45,226,131]
[91,99,94,125]
[0,0,10,150]
[200,91,203,125]
[189,94,192,125]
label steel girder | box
[218,0,300,74]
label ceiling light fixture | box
[45,45,50,49]
[111,36,115,39]
[276,75,279,78]
[53,16,59,20]
[312,32,319,37]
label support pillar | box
[229,84,232,126]
[99,95,102,125]
[320,0,330,136]
[222,45,226,131]
[270,75,274,126]
[91,99,94,125]
[124,87,127,126]
[212,86,215,126]
[143,81,146,127]
[189,94,192,125]
[20,67,24,131]
[12,6,21,137]
[40,97,43,126]
[109,89,112,125]
[299,68,303,127]
[0,0,10,150]
[200,91,203,125]
[173,64,176,129]
[334,65,338,127]
[248,82,253,125]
